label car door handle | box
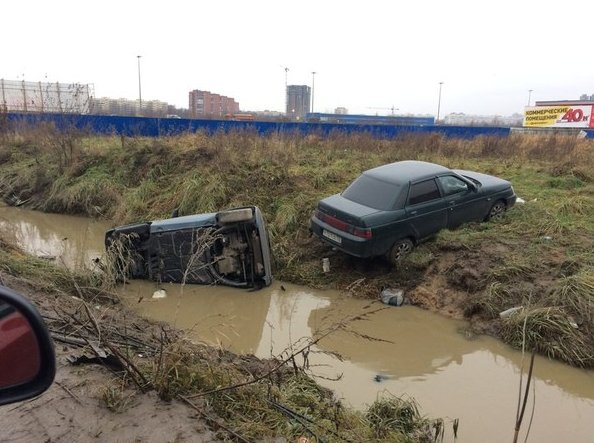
[409,210,418,215]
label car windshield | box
[342,174,402,210]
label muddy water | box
[2,205,594,443]
[0,205,110,269]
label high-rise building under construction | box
[286,85,310,119]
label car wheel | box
[486,200,506,221]
[387,238,414,265]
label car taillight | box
[315,209,372,239]
[352,227,372,239]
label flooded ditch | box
[1,205,593,442]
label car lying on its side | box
[310,160,516,264]
[105,206,272,288]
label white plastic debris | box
[516,197,526,205]
[152,289,167,299]
[322,257,330,273]
[499,306,523,319]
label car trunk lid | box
[317,194,380,227]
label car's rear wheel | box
[387,238,414,265]
[486,200,506,221]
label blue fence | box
[4,112,594,139]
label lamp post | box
[527,89,533,106]
[311,71,316,113]
[437,81,444,124]
[137,55,142,116]
[284,67,289,115]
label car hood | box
[318,194,381,225]
[454,169,511,191]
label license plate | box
[322,229,342,244]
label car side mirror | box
[0,286,56,406]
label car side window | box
[408,179,441,205]
[438,175,468,196]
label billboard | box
[524,105,594,128]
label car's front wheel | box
[387,238,414,265]
[485,200,506,221]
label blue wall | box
[4,112,594,139]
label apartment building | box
[189,90,239,118]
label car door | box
[437,175,486,228]
[404,178,447,239]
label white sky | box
[3,0,594,117]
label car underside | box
[104,206,272,289]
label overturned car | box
[105,206,272,288]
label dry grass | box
[365,394,443,442]
[500,306,592,367]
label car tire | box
[387,238,414,265]
[485,200,506,221]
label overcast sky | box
[4,1,593,117]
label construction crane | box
[366,106,399,116]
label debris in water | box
[380,288,404,306]
[373,374,391,383]
[152,289,167,299]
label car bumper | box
[310,216,377,258]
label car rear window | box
[342,174,402,210]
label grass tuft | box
[500,306,592,367]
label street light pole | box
[284,67,289,115]
[437,81,444,124]
[527,89,533,106]
[311,71,316,113]
[137,55,142,116]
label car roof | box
[364,160,451,185]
